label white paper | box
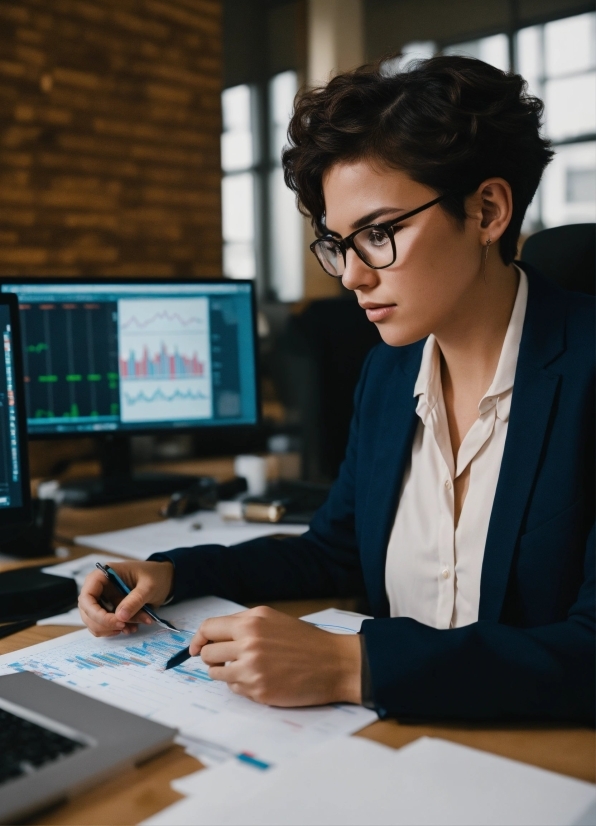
[0,596,376,769]
[37,606,85,626]
[145,761,271,826]
[75,511,307,559]
[41,553,125,591]
[175,736,595,826]
[301,607,371,634]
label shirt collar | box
[414,331,440,411]
[414,266,528,422]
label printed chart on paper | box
[0,597,376,766]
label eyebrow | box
[323,206,405,238]
[349,206,404,230]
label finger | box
[79,569,110,602]
[125,610,152,625]
[200,641,239,666]
[208,662,241,683]
[121,624,138,634]
[199,613,244,643]
[78,601,124,637]
[115,583,153,622]
[189,629,211,657]
[78,586,126,633]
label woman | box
[79,56,594,723]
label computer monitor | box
[0,292,31,533]
[0,279,259,505]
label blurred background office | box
[0,0,594,487]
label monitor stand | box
[59,435,201,508]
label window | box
[221,72,303,301]
[437,12,596,231]
[268,71,303,302]
[221,85,257,280]
[516,13,596,230]
[443,34,509,71]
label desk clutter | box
[74,509,308,558]
[144,736,596,826]
[1,573,594,826]
[0,598,377,811]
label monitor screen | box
[0,293,30,528]
[0,303,24,509]
[0,280,259,437]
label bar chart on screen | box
[117,298,212,422]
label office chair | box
[520,223,595,295]
[272,294,380,482]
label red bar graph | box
[119,343,204,380]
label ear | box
[472,178,513,244]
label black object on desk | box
[0,498,56,558]
[0,566,77,624]
[244,480,331,524]
[163,475,248,518]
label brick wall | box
[0,0,222,278]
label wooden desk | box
[1,494,594,825]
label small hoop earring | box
[481,238,492,279]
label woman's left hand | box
[189,606,362,707]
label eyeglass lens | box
[315,239,344,276]
[315,225,394,277]
[353,226,394,268]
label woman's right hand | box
[78,560,174,637]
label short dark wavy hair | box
[282,55,553,264]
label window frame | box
[436,5,596,231]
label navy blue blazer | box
[154,266,595,724]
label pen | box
[95,563,180,632]
[165,645,192,670]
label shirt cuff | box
[359,633,375,709]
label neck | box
[434,258,519,399]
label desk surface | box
[1,481,594,825]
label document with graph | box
[0,596,377,767]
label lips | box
[360,304,396,322]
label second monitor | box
[0,279,259,504]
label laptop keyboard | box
[0,707,86,785]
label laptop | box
[0,671,176,823]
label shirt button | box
[444,480,452,490]
[442,568,450,579]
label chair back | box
[520,223,595,295]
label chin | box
[375,320,429,348]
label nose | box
[341,248,377,292]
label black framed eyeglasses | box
[310,194,447,278]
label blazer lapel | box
[479,267,566,622]
[360,344,422,617]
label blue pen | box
[96,563,180,631]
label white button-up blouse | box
[385,267,528,629]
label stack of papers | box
[75,511,308,559]
[143,736,596,826]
